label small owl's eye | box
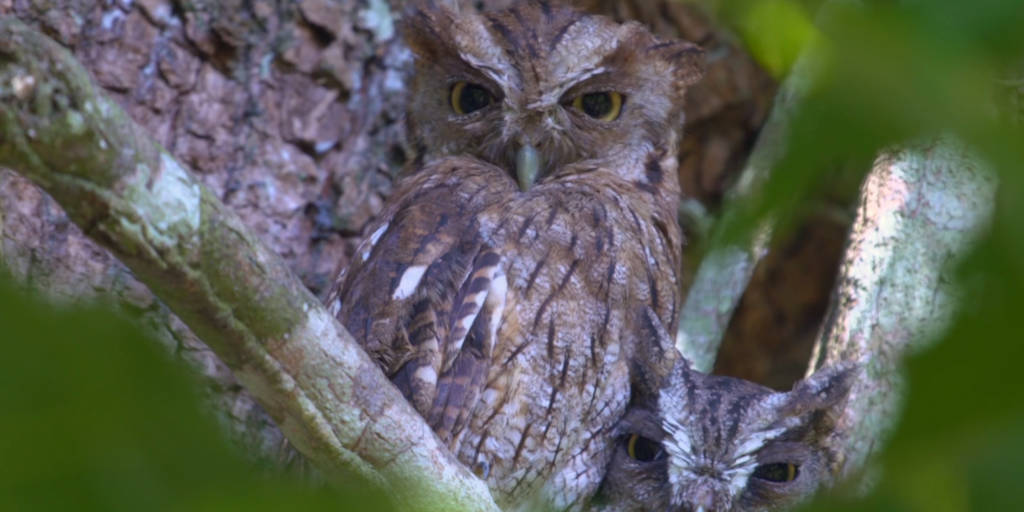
[752,462,799,482]
[572,91,624,121]
[451,81,492,115]
[625,434,664,462]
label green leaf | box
[0,277,392,512]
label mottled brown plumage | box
[325,1,703,508]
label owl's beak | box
[515,144,540,191]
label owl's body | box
[326,1,703,508]
[332,156,680,507]
[594,311,856,512]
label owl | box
[593,310,856,512]
[325,1,703,509]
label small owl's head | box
[401,0,703,190]
[595,313,857,512]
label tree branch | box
[807,138,997,479]
[0,17,497,511]
[675,31,826,372]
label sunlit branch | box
[808,138,996,478]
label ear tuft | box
[642,306,677,356]
[783,362,859,417]
[633,307,690,396]
[400,0,459,61]
[649,39,706,88]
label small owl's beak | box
[515,144,540,191]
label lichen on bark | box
[809,139,997,480]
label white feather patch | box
[486,272,508,338]
[413,365,438,388]
[392,264,427,300]
[457,291,487,334]
[733,427,787,459]
[358,222,389,261]
[327,298,343,317]
[727,466,756,500]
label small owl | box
[325,0,703,508]
[593,310,856,512]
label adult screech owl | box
[324,0,703,509]
[594,311,856,512]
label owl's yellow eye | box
[752,462,799,482]
[451,81,492,115]
[572,91,623,121]
[626,434,664,462]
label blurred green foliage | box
[703,0,1024,241]
[700,0,1024,510]
[732,0,818,78]
[0,278,391,511]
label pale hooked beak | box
[515,144,540,191]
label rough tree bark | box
[0,0,410,468]
[0,16,498,511]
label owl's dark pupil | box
[632,438,661,461]
[627,434,665,462]
[581,92,613,118]
[458,84,491,114]
[752,463,799,482]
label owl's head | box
[401,0,704,191]
[596,312,857,512]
